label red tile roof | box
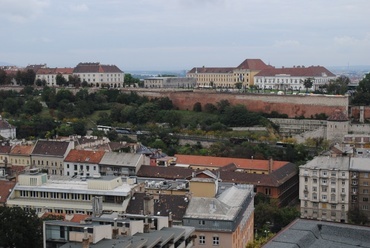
[55,68,74,74]
[175,154,288,171]
[187,67,234,74]
[73,62,123,73]
[0,180,16,205]
[255,66,335,77]
[32,140,71,157]
[236,59,272,70]
[40,212,90,223]
[10,145,34,155]
[37,67,74,75]
[0,145,12,154]
[64,149,105,164]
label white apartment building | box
[300,156,350,223]
[254,65,336,92]
[73,62,124,88]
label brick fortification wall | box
[134,90,348,118]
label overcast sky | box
[0,0,369,71]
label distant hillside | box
[0,61,13,66]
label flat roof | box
[300,156,350,170]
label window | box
[322,195,327,200]
[362,205,369,210]
[365,173,369,178]
[305,177,308,182]
[364,181,369,186]
[364,197,369,202]
[331,204,336,209]
[364,189,369,194]
[67,164,69,169]
[199,220,205,225]
[322,186,327,192]
[331,194,336,201]
[331,179,336,185]
[323,171,327,176]
[331,188,336,193]
[342,172,345,177]
[199,235,205,245]
[213,236,220,246]
[313,187,317,192]
[331,172,336,177]
[322,179,327,184]
[313,179,317,184]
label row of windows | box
[199,235,219,245]
[19,191,92,201]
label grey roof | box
[263,218,370,248]
[300,156,350,170]
[349,157,370,171]
[99,152,142,167]
[184,185,253,221]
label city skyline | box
[1,0,370,71]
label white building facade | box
[254,66,336,92]
[300,156,350,223]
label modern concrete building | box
[187,58,271,88]
[44,213,195,248]
[183,171,255,248]
[7,168,139,214]
[299,156,350,223]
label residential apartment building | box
[187,58,271,88]
[8,144,33,167]
[144,77,196,88]
[64,149,105,177]
[254,65,336,92]
[299,156,350,223]
[348,157,370,223]
[31,140,74,175]
[73,62,124,88]
[35,67,74,86]
[183,171,255,248]
[7,168,139,214]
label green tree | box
[352,73,370,105]
[0,206,42,248]
[235,82,243,89]
[348,207,368,225]
[326,75,350,95]
[124,73,141,87]
[193,102,202,112]
[56,74,67,86]
[136,102,159,124]
[72,120,87,135]
[23,99,43,115]
[303,78,314,93]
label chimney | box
[144,217,150,233]
[82,227,89,248]
[143,193,154,216]
[268,157,273,174]
[168,212,173,227]
[112,218,118,239]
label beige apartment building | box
[300,156,350,223]
[187,58,271,89]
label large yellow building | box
[186,58,272,89]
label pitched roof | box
[64,149,105,164]
[255,65,336,77]
[0,180,16,205]
[31,140,71,157]
[137,163,297,187]
[187,67,234,74]
[175,154,288,171]
[0,118,15,129]
[55,68,74,74]
[99,152,142,167]
[327,109,349,121]
[73,62,123,73]
[0,145,12,154]
[236,59,272,70]
[10,145,34,156]
[126,193,189,221]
